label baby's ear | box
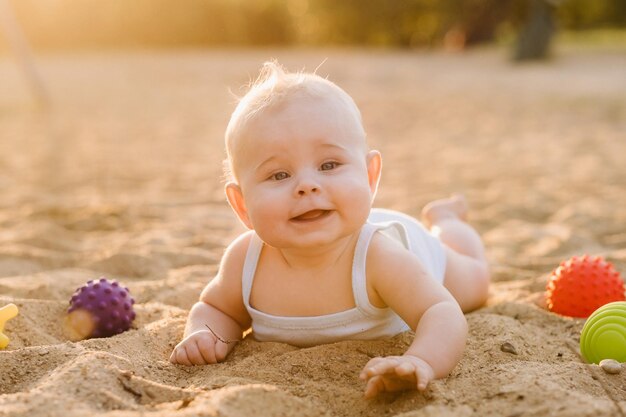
[366,150,382,198]
[225,182,253,229]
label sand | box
[0,46,625,417]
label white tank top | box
[241,209,446,348]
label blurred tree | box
[558,0,626,28]
[514,0,557,61]
[241,0,294,45]
[440,0,512,49]
[439,0,560,61]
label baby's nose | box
[295,176,321,196]
[297,185,319,196]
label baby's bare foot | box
[421,194,468,229]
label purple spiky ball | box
[68,277,136,338]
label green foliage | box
[290,0,444,46]
[558,0,626,29]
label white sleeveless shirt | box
[241,209,446,347]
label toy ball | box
[65,277,136,340]
[546,255,625,318]
[580,301,626,364]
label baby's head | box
[223,61,382,249]
[224,61,367,182]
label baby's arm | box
[359,233,467,397]
[169,233,252,366]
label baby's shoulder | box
[366,230,427,282]
[219,230,255,279]
[367,229,412,259]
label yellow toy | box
[0,303,19,349]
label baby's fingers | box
[395,361,417,376]
[359,358,378,380]
[171,345,193,366]
[360,357,400,379]
[363,375,385,399]
[186,341,213,365]
[413,364,434,391]
[214,340,229,362]
[398,358,435,391]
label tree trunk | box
[514,0,556,61]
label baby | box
[170,61,490,398]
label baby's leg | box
[422,195,490,312]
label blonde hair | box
[224,60,365,181]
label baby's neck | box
[274,233,359,272]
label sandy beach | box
[0,46,625,416]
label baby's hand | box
[169,329,230,366]
[359,355,435,398]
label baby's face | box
[229,94,377,249]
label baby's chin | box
[259,226,364,251]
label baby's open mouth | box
[291,209,331,222]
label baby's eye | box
[270,172,289,181]
[320,161,340,171]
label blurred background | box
[1,0,625,110]
[1,0,625,56]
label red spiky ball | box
[546,255,625,318]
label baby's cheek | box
[338,180,372,219]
